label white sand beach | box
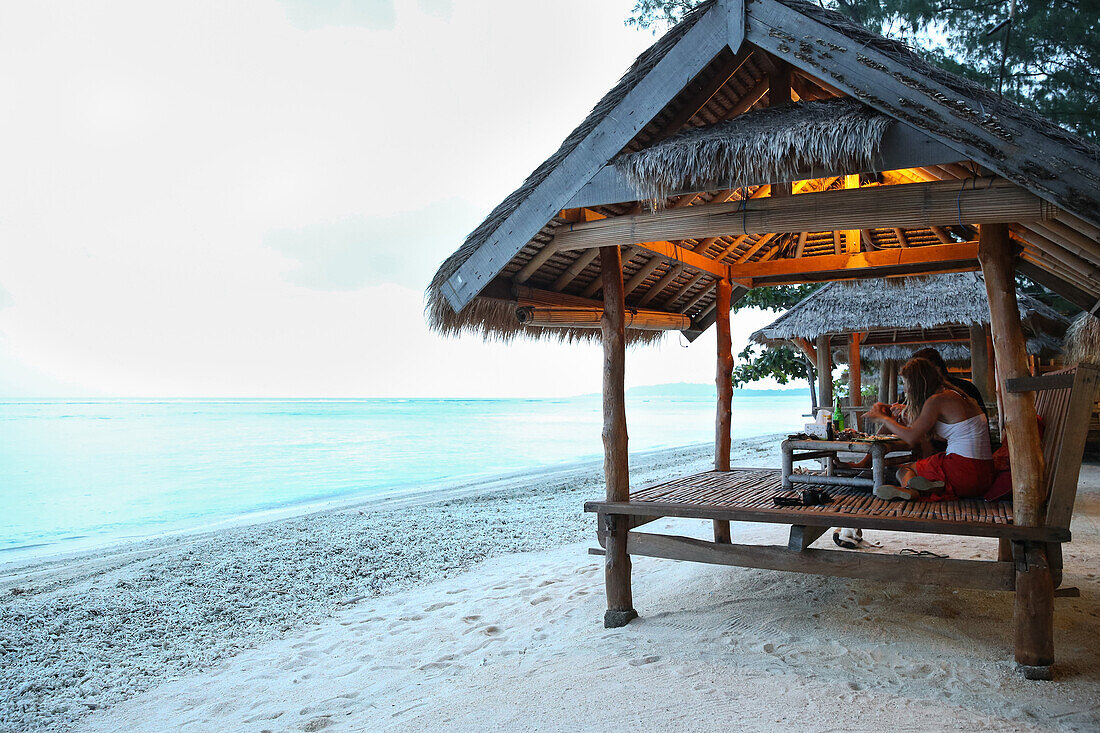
[4,437,1100,732]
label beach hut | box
[427,0,1100,678]
[748,272,1070,418]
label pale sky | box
[0,0,792,398]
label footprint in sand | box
[629,655,661,666]
[301,716,333,731]
[423,601,455,612]
[462,615,481,623]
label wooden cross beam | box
[727,242,980,287]
[553,178,1051,253]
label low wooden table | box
[781,437,912,493]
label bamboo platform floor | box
[586,468,1025,538]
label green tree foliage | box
[731,343,812,386]
[627,0,1099,140]
[732,283,821,313]
[729,284,823,386]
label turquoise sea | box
[0,391,809,560]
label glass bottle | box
[833,398,845,432]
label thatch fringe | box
[614,99,891,202]
[832,334,1063,366]
[425,294,666,346]
[1064,312,1100,365]
[751,273,1067,343]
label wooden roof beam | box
[648,46,755,144]
[553,178,1051,252]
[727,241,980,288]
[663,271,707,311]
[745,0,1100,231]
[441,3,731,311]
[637,263,684,306]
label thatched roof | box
[752,273,1066,343]
[426,0,1100,346]
[615,99,891,202]
[832,333,1064,366]
[1065,313,1100,365]
[752,273,1069,363]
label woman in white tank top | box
[866,357,994,500]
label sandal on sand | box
[906,476,946,493]
[874,484,919,501]
[832,527,863,549]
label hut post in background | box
[978,223,1053,671]
[815,335,833,411]
[970,324,994,405]
[804,355,818,412]
[600,246,636,628]
[887,361,898,403]
[713,278,734,544]
[848,333,862,426]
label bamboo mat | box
[627,468,1013,525]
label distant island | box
[625,382,809,398]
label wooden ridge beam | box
[728,242,980,287]
[554,178,1050,253]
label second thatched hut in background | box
[750,272,1069,423]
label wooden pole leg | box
[998,537,1012,562]
[712,520,731,544]
[1014,542,1055,679]
[604,514,637,628]
[599,247,636,629]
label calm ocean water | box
[0,392,808,559]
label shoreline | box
[1,434,782,732]
[0,438,725,576]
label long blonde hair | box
[901,357,946,423]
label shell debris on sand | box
[0,437,774,732]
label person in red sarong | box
[865,357,995,500]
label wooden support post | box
[767,59,792,199]
[970,324,994,405]
[878,361,890,405]
[1014,543,1055,678]
[848,333,862,426]
[713,278,734,543]
[978,224,1052,675]
[816,335,833,411]
[979,224,1046,525]
[843,174,861,253]
[788,525,828,552]
[887,361,898,404]
[600,246,636,628]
